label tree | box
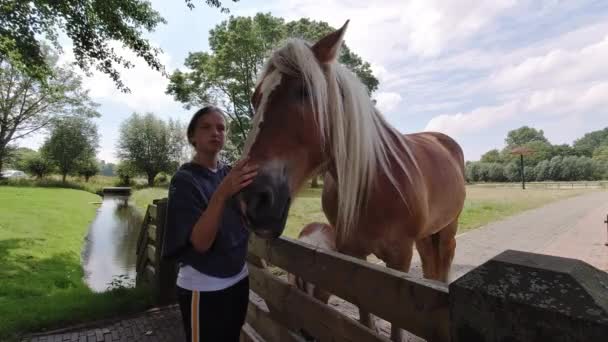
[115,161,138,186]
[480,149,502,163]
[0,49,99,174]
[592,145,608,163]
[573,128,608,157]
[166,13,379,158]
[77,158,100,182]
[0,0,238,92]
[4,147,36,170]
[99,160,116,177]
[24,153,54,179]
[505,126,549,149]
[116,112,181,186]
[42,116,99,182]
[534,160,550,181]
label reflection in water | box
[81,195,143,292]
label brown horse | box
[238,20,466,341]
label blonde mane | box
[247,38,418,240]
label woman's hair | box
[187,105,225,147]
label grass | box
[457,186,596,233]
[131,187,169,213]
[130,184,597,239]
[0,187,153,341]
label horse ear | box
[312,20,349,64]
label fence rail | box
[135,197,608,342]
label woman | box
[161,105,258,342]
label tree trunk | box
[85,175,90,182]
[0,145,6,174]
[147,172,155,186]
[62,173,67,183]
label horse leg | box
[415,218,458,283]
[383,238,415,342]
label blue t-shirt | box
[161,162,250,278]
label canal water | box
[81,195,143,292]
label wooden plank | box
[249,264,390,342]
[135,210,150,256]
[241,323,264,342]
[249,235,450,342]
[147,225,157,242]
[245,297,304,342]
[148,205,157,224]
[147,244,156,264]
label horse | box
[237,20,466,341]
[287,222,336,305]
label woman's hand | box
[216,157,258,201]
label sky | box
[17,0,608,163]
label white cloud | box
[59,41,181,114]
[269,0,516,65]
[490,34,608,91]
[374,92,403,113]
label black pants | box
[176,276,249,342]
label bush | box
[24,155,54,179]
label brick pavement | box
[21,305,185,342]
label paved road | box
[22,191,608,342]
[368,190,608,282]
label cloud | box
[490,34,608,91]
[58,41,182,115]
[374,92,403,113]
[268,0,516,64]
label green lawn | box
[130,185,595,238]
[0,187,152,341]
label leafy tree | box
[0,49,99,174]
[487,163,506,182]
[593,145,608,163]
[4,147,37,170]
[99,160,116,177]
[573,128,608,157]
[505,126,549,149]
[0,0,238,91]
[480,149,502,163]
[77,158,100,182]
[551,144,577,158]
[167,13,380,157]
[503,161,521,182]
[548,156,563,181]
[41,116,99,182]
[115,161,138,186]
[534,160,551,181]
[116,112,181,186]
[24,154,54,179]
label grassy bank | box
[0,187,152,341]
[281,186,597,237]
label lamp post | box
[510,146,534,190]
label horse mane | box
[251,38,418,241]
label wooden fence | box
[135,198,176,305]
[135,198,608,342]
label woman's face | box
[191,111,226,155]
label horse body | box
[322,131,465,279]
[238,20,467,341]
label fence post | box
[153,198,177,305]
[449,250,608,342]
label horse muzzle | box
[238,169,291,239]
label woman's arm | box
[189,158,258,253]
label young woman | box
[162,105,258,342]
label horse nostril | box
[258,187,273,209]
[247,186,274,219]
